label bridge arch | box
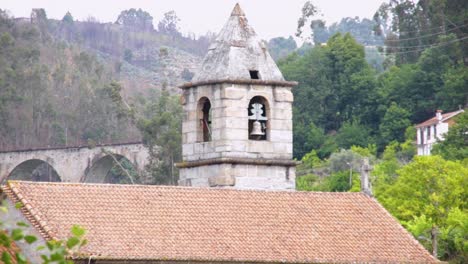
[2,159,61,184]
[0,142,149,183]
[83,153,140,184]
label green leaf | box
[16,252,28,264]
[11,228,24,241]
[14,202,23,209]
[40,254,49,262]
[71,225,85,237]
[36,245,46,251]
[46,240,55,251]
[0,206,8,213]
[1,251,12,264]
[66,237,80,249]
[50,252,64,261]
[80,238,88,247]
[24,235,37,244]
[0,232,12,247]
[16,221,29,227]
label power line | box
[364,35,468,55]
[376,20,468,35]
[334,23,467,44]
[377,35,468,49]
[383,23,468,42]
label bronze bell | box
[250,120,265,136]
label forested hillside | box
[0,8,208,150]
[0,9,137,150]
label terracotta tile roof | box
[415,109,464,128]
[0,231,21,264]
[2,181,438,263]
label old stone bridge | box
[0,142,149,184]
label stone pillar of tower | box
[176,4,297,190]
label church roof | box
[2,181,438,263]
[190,4,286,84]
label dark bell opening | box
[249,70,260,79]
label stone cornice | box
[175,157,298,168]
[179,79,298,89]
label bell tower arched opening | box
[248,96,269,141]
[197,97,212,142]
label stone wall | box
[181,83,293,161]
[179,83,295,190]
[179,163,295,190]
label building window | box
[427,126,431,139]
[198,97,211,142]
[420,129,424,144]
[434,125,437,139]
[248,96,268,140]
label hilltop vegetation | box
[0,8,211,150]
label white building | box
[416,109,464,155]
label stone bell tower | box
[176,3,297,190]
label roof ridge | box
[4,182,56,241]
[441,109,464,121]
[7,180,369,196]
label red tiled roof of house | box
[415,109,464,128]
[2,181,438,263]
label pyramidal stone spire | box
[192,3,285,82]
[230,3,245,16]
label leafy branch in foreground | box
[1,201,87,264]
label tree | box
[115,8,154,31]
[62,11,74,24]
[157,11,180,36]
[123,49,133,62]
[379,102,411,145]
[138,91,182,185]
[432,111,468,161]
[295,1,320,41]
[279,33,379,159]
[268,36,297,61]
[380,155,468,258]
[335,122,371,149]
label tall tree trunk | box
[431,226,438,257]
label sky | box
[2,0,386,39]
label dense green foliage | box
[137,90,182,185]
[292,2,467,261]
[312,17,385,46]
[432,112,468,161]
[267,36,297,61]
[279,33,380,158]
[381,156,467,261]
[280,30,466,159]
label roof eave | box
[179,79,298,89]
